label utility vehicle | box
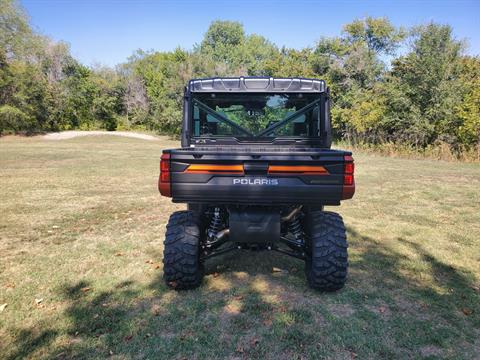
[159,77,355,291]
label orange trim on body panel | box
[184,164,244,174]
[267,165,329,175]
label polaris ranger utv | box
[159,77,355,291]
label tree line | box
[1,0,479,155]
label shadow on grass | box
[7,226,480,359]
[6,329,58,360]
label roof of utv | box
[188,77,326,93]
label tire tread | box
[163,210,204,289]
[306,211,348,291]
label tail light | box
[342,155,355,199]
[268,165,329,175]
[184,164,244,174]
[159,153,171,197]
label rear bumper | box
[172,176,343,205]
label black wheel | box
[305,211,348,291]
[163,210,204,289]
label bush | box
[0,105,34,135]
[104,116,118,131]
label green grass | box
[1,135,479,359]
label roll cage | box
[181,77,332,148]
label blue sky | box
[22,0,480,66]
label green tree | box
[243,34,278,76]
[383,23,464,147]
[311,17,404,141]
[456,57,480,147]
[200,20,245,67]
[343,16,405,55]
[0,0,32,58]
[0,104,33,134]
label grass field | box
[1,135,479,359]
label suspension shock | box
[207,207,224,240]
[288,215,304,242]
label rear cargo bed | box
[163,147,353,206]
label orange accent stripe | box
[185,164,244,174]
[268,165,329,175]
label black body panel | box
[166,147,350,206]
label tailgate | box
[163,147,354,206]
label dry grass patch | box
[0,135,479,359]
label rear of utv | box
[158,77,355,291]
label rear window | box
[191,93,321,138]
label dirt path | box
[43,130,159,141]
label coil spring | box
[288,216,304,240]
[207,207,223,239]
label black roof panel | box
[188,77,326,93]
